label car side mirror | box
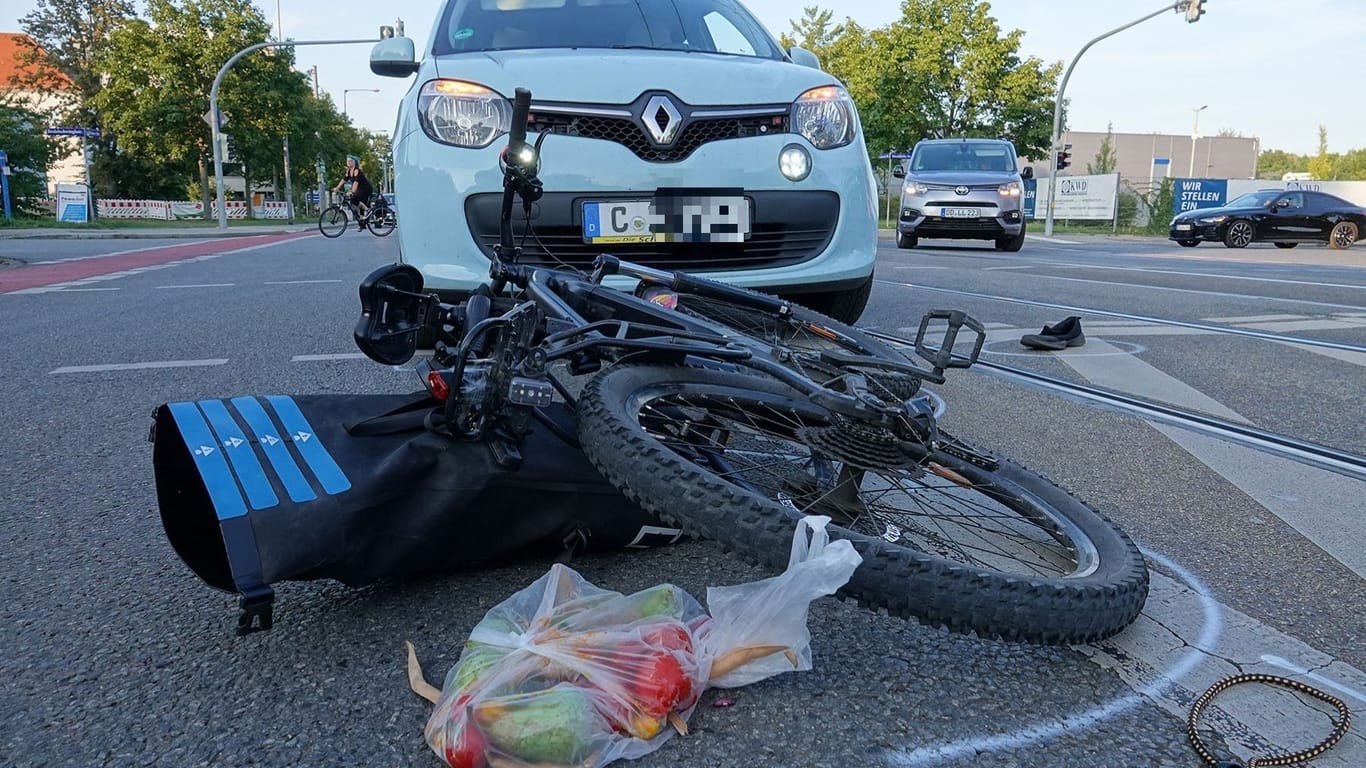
[354,263,431,365]
[892,165,906,179]
[370,37,419,78]
[1021,166,1034,180]
[787,46,822,69]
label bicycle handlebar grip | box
[509,88,531,152]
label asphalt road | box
[1,231,1363,768]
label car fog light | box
[779,144,811,181]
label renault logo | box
[641,95,682,145]
[954,185,970,196]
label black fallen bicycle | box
[353,88,1149,644]
[319,193,396,238]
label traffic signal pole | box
[1043,1,1205,237]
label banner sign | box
[1173,178,1229,215]
[1029,173,1119,220]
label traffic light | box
[1056,144,1072,171]
[1185,0,1206,23]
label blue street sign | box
[1153,157,1170,166]
[45,127,100,138]
[0,150,8,165]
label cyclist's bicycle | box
[353,88,1149,645]
[319,192,396,238]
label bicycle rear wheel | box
[577,364,1149,644]
[319,205,348,238]
[368,206,396,237]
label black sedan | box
[1169,189,1365,249]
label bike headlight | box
[417,80,513,148]
[904,181,928,196]
[791,86,857,150]
[1196,214,1228,224]
[998,181,1021,197]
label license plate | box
[582,191,751,244]
[942,207,980,218]
[1175,223,1192,231]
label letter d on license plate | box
[582,188,751,244]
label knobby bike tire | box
[319,205,348,238]
[576,364,1149,644]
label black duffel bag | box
[149,392,679,635]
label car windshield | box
[1227,191,1281,208]
[433,0,783,59]
[910,142,1016,173]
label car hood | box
[432,49,836,105]
[907,171,1020,185]
[1173,205,1266,221]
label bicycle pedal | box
[914,309,986,372]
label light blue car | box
[368,0,878,323]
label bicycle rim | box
[319,207,347,238]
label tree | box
[1307,125,1335,180]
[0,105,58,214]
[93,0,310,217]
[1256,149,1307,179]
[17,1,136,197]
[842,0,1062,161]
[1215,128,1242,138]
[1088,122,1117,174]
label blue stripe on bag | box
[197,399,280,511]
[231,396,318,504]
[265,396,352,495]
[167,402,247,520]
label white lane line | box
[50,359,230,374]
[265,279,343,285]
[1051,262,1366,291]
[1024,234,1082,244]
[985,273,1366,311]
[982,265,1034,271]
[291,353,369,362]
[1203,314,1309,323]
[54,287,121,292]
[155,283,235,289]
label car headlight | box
[417,80,513,148]
[998,181,1021,197]
[904,181,928,196]
[1196,214,1228,224]
[791,86,857,149]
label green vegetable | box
[474,686,604,764]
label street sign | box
[202,109,228,129]
[1153,157,1170,166]
[0,150,8,165]
[45,127,100,138]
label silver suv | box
[894,138,1032,252]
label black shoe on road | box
[1020,316,1086,350]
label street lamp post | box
[210,37,382,229]
[343,88,380,117]
[1188,104,1207,178]
[1043,1,1206,237]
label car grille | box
[927,200,1000,209]
[916,217,1006,236]
[465,191,837,271]
[529,110,789,163]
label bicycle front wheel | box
[577,364,1149,644]
[318,205,348,238]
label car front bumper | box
[1169,221,1224,241]
[392,130,878,296]
[896,193,1025,240]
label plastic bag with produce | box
[407,516,862,768]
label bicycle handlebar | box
[509,88,531,155]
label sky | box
[2,0,1363,156]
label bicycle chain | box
[1187,673,1352,767]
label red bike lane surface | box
[0,232,314,293]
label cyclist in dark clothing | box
[333,155,374,230]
